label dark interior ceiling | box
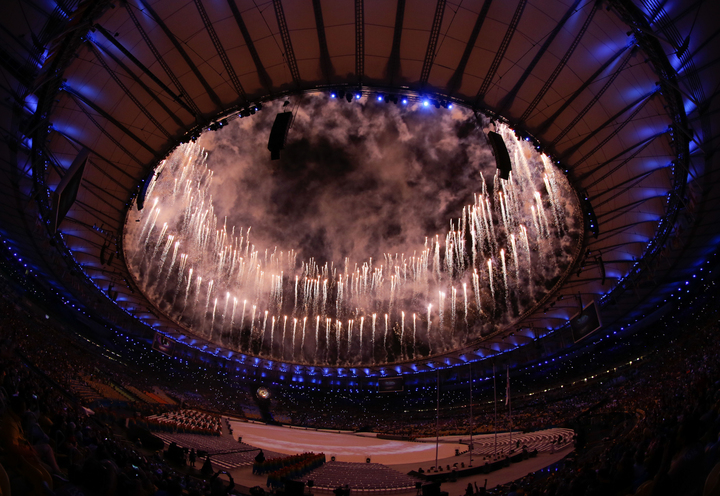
[1,0,718,377]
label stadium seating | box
[468,428,574,456]
[294,461,420,491]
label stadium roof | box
[1,0,718,377]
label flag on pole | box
[505,367,510,406]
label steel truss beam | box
[64,87,156,157]
[312,0,334,83]
[497,0,582,115]
[72,200,120,225]
[551,50,636,147]
[581,132,662,188]
[386,0,406,84]
[595,195,664,221]
[563,88,657,162]
[587,240,649,252]
[520,1,599,124]
[355,0,364,82]
[57,131,140,180]
[592,219,659,242]
[226,0,273,91]
[90,35,185,128]
[86,42,173,140]
[594,170,665,209]
[82,177,126,206]
[123,4,202,118]
[447,0,492,94]
[80,179,125,213]
[536,41,632,136]
[593,167,665,203]
[419,0,446,87]
[137,0,222,109]
[475,0,528,103]
[94,25,192,119]
[272,0,301,86]
[193,0,246,101]
[61,233,105,251]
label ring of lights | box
[122,93,584,369]
[20,0,690,378]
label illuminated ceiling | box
[1,0,718,376]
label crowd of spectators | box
[479,315,720,496]
[1,257,719,496]
[261,453,326,489]
[0,288,239,495]
[0,277,646,442]
[0,340,240,495]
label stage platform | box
[228,420,459,465]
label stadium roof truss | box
[1,0,719,378]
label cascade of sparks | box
[125,122,578,366]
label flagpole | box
[507,366,512,451]
[493,363,497,457]
[435,369,440,470]
[469,362,473,467]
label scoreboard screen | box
[571,301,602,343]
[378,377,404,393]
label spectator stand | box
[264,453,325,489]
[467,428,575,457]
[152,431,284,471]
[147,409,222,435]
[293,461,420,492]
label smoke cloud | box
[203,94,494,265]
[123,93,582,366]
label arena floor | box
[228,420,460,465]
